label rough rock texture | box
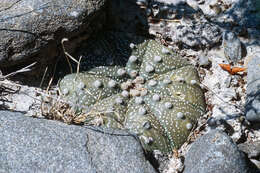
[238,141,260,159]
[0,111,156,173]
[245,54,260,123]
[59,32,206,154]
[0,0,106,70]
[140,0,222,49]
[195,0,260,29]
[222,31,242,64]
[183,130,250,173]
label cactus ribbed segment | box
[59,32,206,153]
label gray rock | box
[197,0,260,29]
[238,141,260,159]
[0,111,156,173]
[0,0,106,69]
[146,0,222,49]
[199,54,210,66]
[183,130,250,173]
[222,31,242,64]
[245,54,260,123]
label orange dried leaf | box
[219,64,232,73]
[231,67,246,75]
[219,64,246,75]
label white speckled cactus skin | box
[59,32,206,153]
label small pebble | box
[199,55,210,66]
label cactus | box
[59,32,206,153]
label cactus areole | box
[59,32,206,154]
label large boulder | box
[0,111,156,173]
[183,130,251,173]
[245,54,260,123]
[0,0,106,74]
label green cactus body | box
[59,32,206,153]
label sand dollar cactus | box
[59,32,206,153]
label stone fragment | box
[184,130,250,173]
[245,54,260,123]
[0,111,156,173]
[0,0,106,71]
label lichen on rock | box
[59,32,206,153]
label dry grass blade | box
[1,62,37,80]
[61,38,81,74]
